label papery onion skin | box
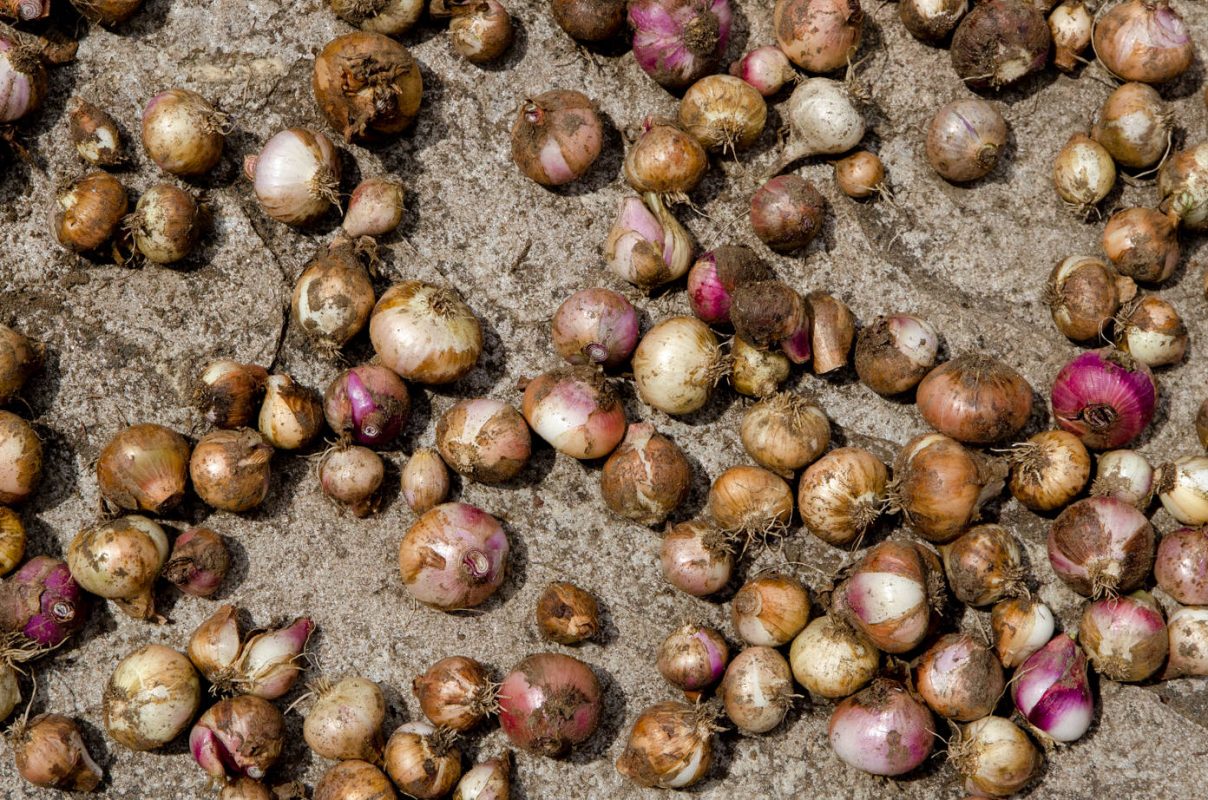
[951,715,1040,798]
[1052,133,1116,210]
[916,354,1034,445]
[0,556,89,648]
[1047,495,1154,597]
[189,429,274,512]
[236,616,315,699]
[194,361,268,430]
[305,677,387,761]
[1154,527,1208,605]
[773,0,864,73]
[678,74,767,152]
[707,465,793,539]
[449,0,513,64]
[991,596,1056,668]
[399,502,509,610]
[732,574,810,647]
[632,316,722,416]
[1010,633,1093,743]
[1008,430,1091,512]
[315,760,397,800]
[828,679,934,776]
[497,652,601,757]
[1163,606,1208,678]
[941,524,1025,607]
[67,515,169,620]
[1117,296,1187,368]
[889,433,1005,543]
[510,90,602,187]
[312,32,423,143]
[53,171,129,254]
[600,422,691,525]
[789,615,879,699]
[259,374,324,451]
[13,713,103,792]
[1079,590,1167,682]
[730,336,790,398]
[551,288,639,368]
[104,644,201,751]
[719,646,794,734]
[616,701,717,788]
[854,314,940,395]
[129,183,201,264]
[1092,83,1173,170]
[660,520,734,596]
[833,539,942,653]
[628,0,733,90]
[1051,348,1156,450]
[833,151,885,200]
[370,281,483,385]
[96,423,191,514]
[451,755,510,800]
[1050,0,1093,72]
[0,37,48,124]
[740,392,829,478]
[402,448,450,514]
[522,366,627,459]
[950,0,1050,90]
[437,398,531,483]
[777,76,864,166]
[413,656,495,732]
[330,0,423,36]
[915,633,1005,721]
[604,192,695,291]
[798,447,887,547]
[623,119,709,197]
[1092,0,1194,84]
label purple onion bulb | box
[628,0,733,90]
[0,556,89,649]
[1010,633,1093,743]
[323,364,411,447]
[1051,348,1156,450]
[828,679,934,776]
[729,46,797,97]
[551,288,640,368]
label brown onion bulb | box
[0,325,41,405]
[510,90,602,187]
[832,539,943,653]
[950,715,1041,797]
[623,118,708,200]
[194,360,268,429]
[1093,0,1193,84]
[656,624,729,699]
[536,581,599,644]
[401,448,450,514]
[889,433,1006,543]
[748,175,826,253]
[600,422,691,526]
[1008,430,1090,512]
[413,656,495,731]
[1050,0,1092,71]
[69,98,123,166]
[384,722,462,798]
[788,615,879,698]
[926,99,1008,182]
[163,526,230,597]
[128,183,201,265]
[319,445,384,517]
[719,646,794,734]
[190,695,285,782]
[1102,207,1179,284]
[1092,83,1172,170]
[941,524,1025,607]
[805,291,855,373]
[551,0,626,41]
[315,760,397,800]
[53,171,128,253]
[343,177,405,238]
[0,506,25,576]
[740,393,829,477]
[291,239,375,351]
[730,336,790,398]
[732,574,809,647]
[259,374,324,450]
[678,75,767,153]
[660,520,734,596]
[313,32,422,143]
[13,714,103,791]
[730,281,807,351]
[707,465,793,541]
[190,429,273,512]
[0,411,41,505]
[1046,254,1136,341]
[451,755,510,800]
[141,89,225,176]
[67,515,168,620]
[833,151,886,200]
[437,398,531,484]
[899,0,967,42]
[915,633,1004,721]
[449,0,513,64]
[797,447,887,547]
[916,354,1034,445]
[950,0,1050,89]
[329,0,423,36]
[854,314,940,395]
[96,422,190,514]
[1048,495,1155,597]
[773,0,864,73]
[616,701,718,789]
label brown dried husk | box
[312,32,423,143]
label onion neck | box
[463,549,491,580]
[1080,403,1118,433]
[683,12,720,57]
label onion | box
[235,616,314,699]
[1051,348,1156,450]
[1154,527,1208,605]
[730,336,790,398]
[194,360,268,430]
[96,423,190,514]
[1090,448,1153,508]
[497,652,601,757]
[707,465,793,542]
[437,398,531,484]
[926,98,1008,183]
[1011,633,1093,743]
[899,0,967,42]
[324,365,410,448]
[832,539,942,654]
[777,78,864,169]
[915,354,1034,445]
[889,433,1006,543]
[1093,0,1193,84]
[604,192,694,291]
[1156,456,1208,525]
[828,680,934,776]
[1079,590,1167,682]
[677,74,767,153]
[0,555,88,648]
[103,644,201,751]
[314,760,397,800]
[510,90,602,187]
[0,325,42,405]
[774,0,863,73]
[67,515,168,620]
[384,722,461,798]
[0,410,42,505]
[186,604,242,686]
[627,0,732,90]
[304,676,386,761]
[915,633,1004,721]
[1092,83,1173,170]
[190,695,285,782]
[189,429,274,512]
[632,316,724,416]
[941,524,1024,607]
[293,242,376,352]
[1048,495,1155,597]
[550,287,639,368]
[950,716,1040,798]
[732,574,809,647]
[258,374,324,450]
[797,447,887,547]
[1163,606,1208,678]
[451,756,509,800]
[854,314,939,395]
[12,714,103,791]
[616,701,717,788]
[329,0,423,35]
[788,615,879,699]
[163,526,230,597]
[1052,133,1117,212]
[1046,255,1135,342]
[370,281,483,385]
[0,507,22,576]
[991,596,1056,668]
[660,520,734,596]
[719,646,794,734]
[401,448,450,514]
[1008,430,1091,512]
[950,0,1050,89]
[248,127,340,226]
[342,176,405,238]
[600,422,691,526]
[141,88,225,176]
[552,0,625,41]
[749,176,827,254]
[622,119,708,200]
[536,581,599,644]
[413,655,495,730]
[656,624,728,700]
[1050,0,1093,71]
[521,366,627,459]
[728,46,798,97]
[740,392,829,477]
[1158,141,1208,231]
[399,502,509,610]
[312,32,422,143]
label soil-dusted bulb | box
[343,177,404,238]
[71,0,142,24]
[1051,348,1157,449]
[190,429,274,512]
[828,680,934,775]
[1092,83,1172,169]
[12,714,103,791]
[991,596,1055,668]
[889,433,1006,543]
[926,99,1007,183]
[1102,208,1179,284]
[1093,0,1193,84]
[833,539,943,653]
[604,193,694,291]
[0,411,41,505]
[450,0,513,63]
[320,445,384,517]
[0,662,17,721]
[0,555,89,647]
[797,447,886,547]
[195,360,268,430]
[657,624,728,699]
[731,336,790,397]
[104,644,201,751]
[522,366,627,459]
[536,581,599,644]
[511,90,602,187]
[0,325,41,405]
[437,398,531,484]
[915,633,1004,721]
[498,652,601,757]
[69,98,122,166]
[1155,527,1208,604]
[1053,133,1116,211]
[249,127,341,226]
[401,448,450,514]
[1011,633,1092,743]
[1116,296,1187,367]
[129,183,201,264]
[313,32,422,142]
[950,716,1041,798]
[732,574,809,647]
[941,524,1024,607]
[141,89,224,176]
[186,604,242,688]
[370,280,483,384]
[384,723,462,798]
[1048,495,1155,597]
[315,760,397,800]
[329,0,424,35]
[632,316,723,415]
[1091,448,1153,507]
[163,526,229,597]
[292,241,376,352]
[452,757,510,800]
[916,354,1034,445]
[660,520,734,596]
[96,423,190,515]
[1046,255,1135,341]
[67,515,168,620]
[773,0,863,72]
[53,171,128,253]
[1079,590,1167,682]
[324,364,410,447]
[1163,606,1208,678]
[788,615,879,698]
[190,695,285,781]
[854,314,939,395]
[600,422,691,525]
[616,701,718,788]
[1157,456,1208,525]
[749,176,826,253]
[552,288,639,368]
[777,78,864,168]
[1159,141,1208,231]
[678,75,766,153]
[0,507,24,575]
[412,656,495,731]
[740,393,829,477]
[399,502,509,610]
[1009,430,1091,512]
[729,46,797,96]
[259,374,323,450]
[899,0,967,42]
[628,0,732,90]
[222,778,272,800]
[0,34,46,123]
[1049,0,1091,71]
[552,0,625,41]
[707,465,793,541]
[833,151,885,200]
[950,0,1050,89]
[731,281,807,355]
[305,676,387,761]
[623,118,708,200]
[720,646,794,734]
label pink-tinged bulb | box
[1154,528,1208,605]
[324,365,410,447]
[687,256,730,324]
[497,652,601,756]
[551,288,640,368]
[780,320,811,363]
[1010,634,1093,743]
[0,35,47,123]
[237,617,315,699]
[0,556,89,648]
[1051,348,1156,450]
[399,502,510,610]
[1080,591,1167,682]
[1047,496,1155,598]
[828,680,934,776]
[522,367,627,460]
[729,46,796,96]
[628,0,733,90]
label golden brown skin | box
[53,171,128,253]
[536,581,600,644]
[312,32,423,143]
